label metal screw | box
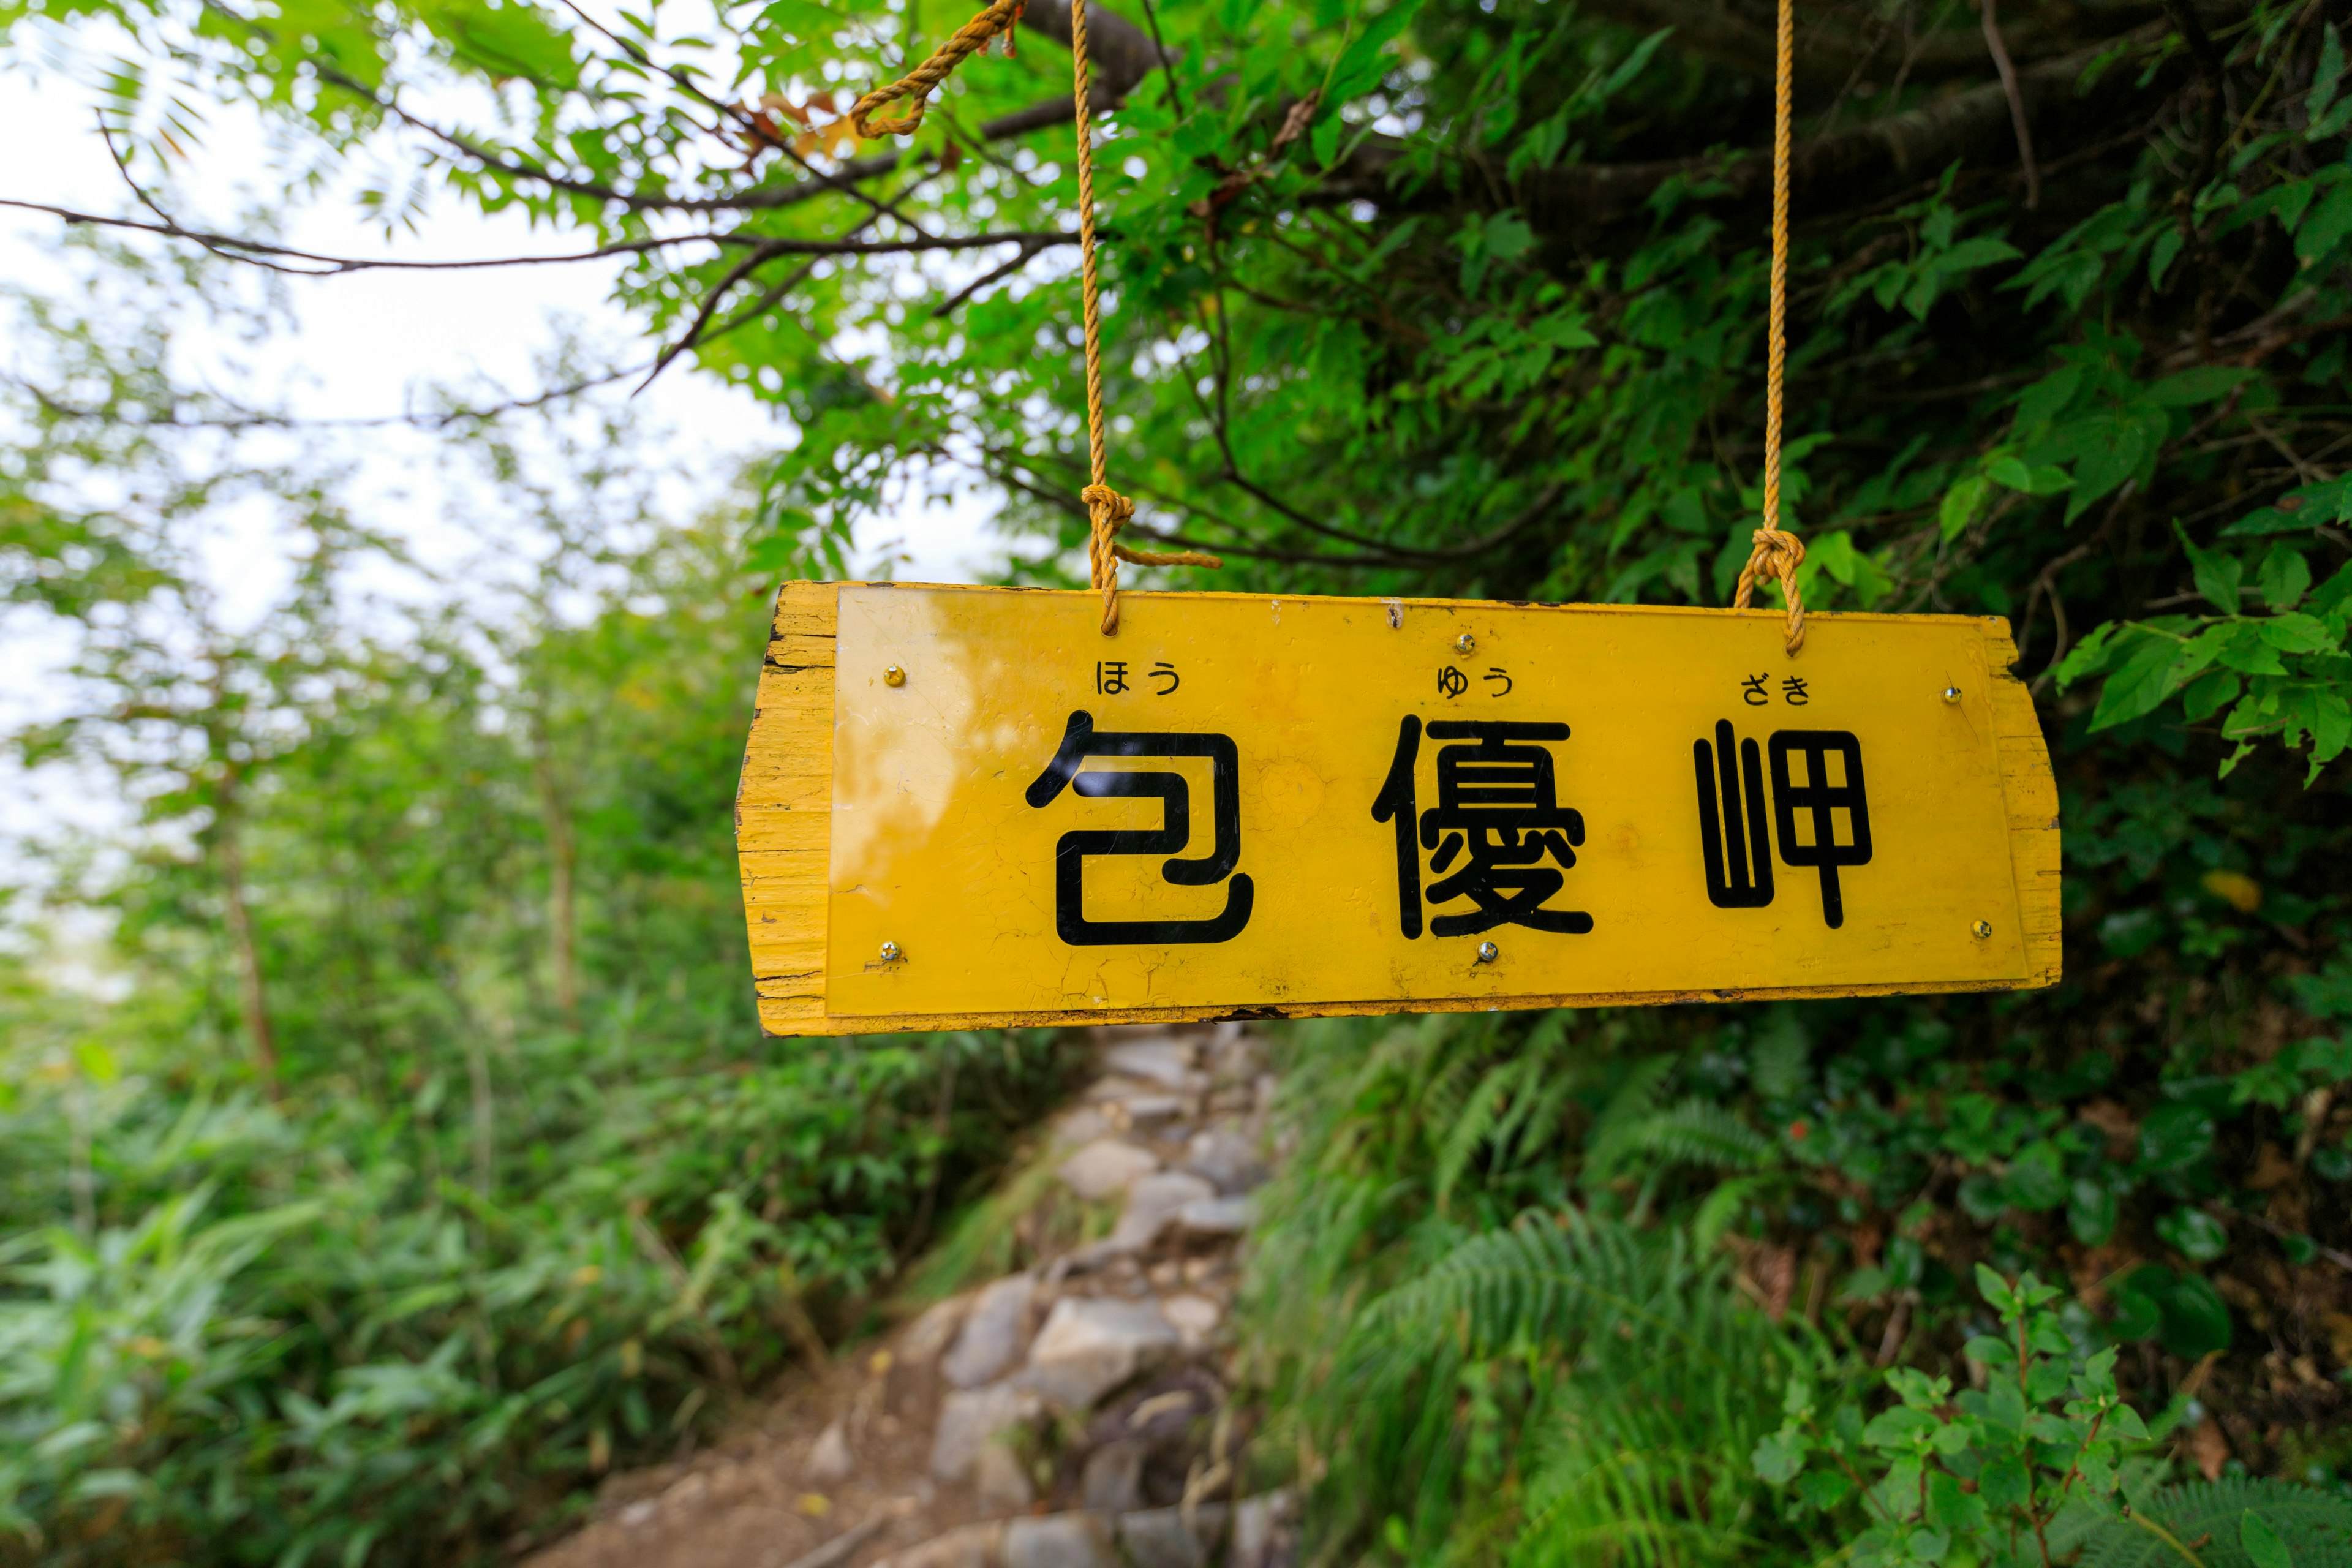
[1476,941,1499,963]
[880,940,904,962]
[1942,685,1961,704]
[1455,631,1477,654]
[1971,921,1992,940]
[884,665,907,687]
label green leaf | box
[411,0,581,88]
[2089,631,2190,730]
[2311,23,2345,123]
[2149,225,2185,288]
[1326,0,1424,104]
[2315,691,2352,763]
[2258,544,2312,609]
[2068,1178,2119,1245]
[2155,1206,2229,1262]
[2242,1509,2294,1568]
[1988,454,2071,495]
[1940,475,1988,540]
[1752,1429,1806,1484]
[2297,182,2352,266]
[2149,366,2252,405]
[2175,520,2244,613]
[2157,1273,2234,1359]
[2258,611,2334,652]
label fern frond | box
[1749,1009,1812,1101]
[1434,1058,1522,1213]
[2073,1476,2352,1567]
[1588,1097,1773,1186]
[1357,1210,1751,1371]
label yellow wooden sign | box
[736,582,2059,1036]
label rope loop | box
[1726,0,1806,656]
[1083,483,1223,634]
[848,0,1025,139]
[1067,0,1215,633]
[1734,526,1807,654]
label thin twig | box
[932,238,1049,315]
[1980,0,2041,208]
[1,198,1064,274]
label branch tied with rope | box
[849,0,1218,633]
[847,0,1027,138]
[1733,0,1806,657]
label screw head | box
[1942,685,1962,704]
[1455,632,1477,654]
[1971,921,1992,940]
[1476,941,1499,963]
[880,940,904,962]
[884,665,907,687]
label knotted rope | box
[1069,0,1218,633]
[1733,0,1806,656]
[848,0,1026,138]
[850,0,1216,631]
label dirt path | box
[525,1025,1295,1568]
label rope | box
[1069,0,1218,634]
[1733,0,1805,656]
[848,0,1026,139]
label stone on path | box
[1116,1506,1229,1568]
[802,1417,853,1483]
[1231,1493,1297,1568]
[1077,1437,1145,1512]
[1022,1297,1179,1409]
[903,1296,969,1365]
[943,1273,1035,1389]
[1102,1038,1199,1091]
[1057,1139,1159,1202]
[932,1382,1042,1483]
[1175,1195,1254,1238]
[973,1441,1035,1513]
[1182,1127,1269,1194]
[1004,1513,1117,1568]
[872,1521,1008,1568]
[1107,1171,1217,1251]
[1054,1106,1114,1147]
[1159,1293,1222,1352]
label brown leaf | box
[2247,1141,2297,1191]
[2185,1416,2230,1481]
[2078,1099,2138,1161]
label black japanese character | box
[1371,717,1593,938]
[1768,730,1872,929]
[1436,665,1469,698]
[1483,667,1513,696]
[1149,661,1180,695]
[1026,711,1254,944]
[1741,673,1771,707]
[1096,660,1130,695]
[1781,676,1811,706]
[1692,718,1773,908]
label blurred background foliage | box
[0,251,1084,1561]
[3,0,2352,1558]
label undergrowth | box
[1238,1003,2352,1567]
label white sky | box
[0,37,1005,873]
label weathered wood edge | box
[1983,617,2065,990]
[736,584,2065,1039]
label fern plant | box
[1754,1266,2352,1567]
[1332,1210,1819,1566]
[2062,1476,2352,1566]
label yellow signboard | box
[737,582,2059,1036]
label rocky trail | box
[527,1025,1296,1568]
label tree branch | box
[0,199,1071,274]
[1322,24,2174,236]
